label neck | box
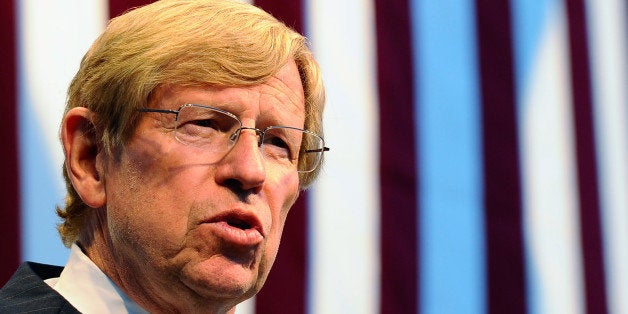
[78,210,240,313]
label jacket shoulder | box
[0,262,79,313]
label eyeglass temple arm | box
[138,108,179,114]
[304,147,330,153]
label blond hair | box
[57,0,325,247]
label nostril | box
[223,178,245,191]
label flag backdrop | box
[1,0,626,313]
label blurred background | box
[0,0,626,313]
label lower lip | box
[209,221,264,246]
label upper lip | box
[205,209,266,237]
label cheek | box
[104,143,196,260]
[105,170,189,262]
[255,173,300,290]
[270,171,300,226]
[265,171,300,252]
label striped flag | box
[1,0,626,313]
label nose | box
[214,128,266,192]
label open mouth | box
[226,218,252,230]
[204,210,265,246]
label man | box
[0,0,327,313]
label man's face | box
[100,60,304,309]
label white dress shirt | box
[45,244,148,314]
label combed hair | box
[57,0,325,247]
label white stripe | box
[520,2,586,314]
[18,0,107,264]
[306,0,380,313]
[585,0,628,313]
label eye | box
[263,134,292,159]
[177,117,226,135]
[172,105,241,147]
[190,118,222,130]
[176,116,237,146]
[265,136,290,149]
[177,106,238,132]
[178,114,235,136]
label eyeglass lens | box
[173,104,324,172]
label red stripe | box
[565,0,608,312]
[252,0,304,34]
[254,196,307,313]
[108,0,155,18]
[474,1,527,313]
[251,1,307,313]
[373,1,419,313]
[0,0,21,286]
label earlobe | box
[61,107,106,208]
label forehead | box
[150,60,305,124]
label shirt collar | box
[46,243,148,314]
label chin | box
[180,257,265,301]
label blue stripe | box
[511,0,552,93]
[411,1,485,313]
[17,1,69,266]
[510,1,554,313]
[18,98,69,266]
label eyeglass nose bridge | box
[230,126,264,148]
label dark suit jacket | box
[0,262,80,313]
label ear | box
[61,107,106,208]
